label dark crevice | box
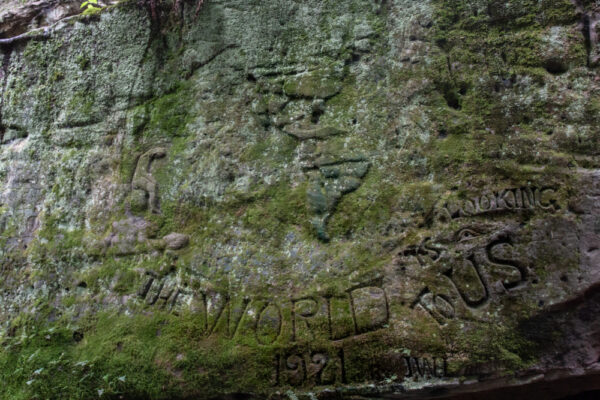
[446,54,453,77]
[345,52,362,65]
[572,0,598,67]
[443,89,461,109]
[544,58,569,74]
[311,108,324,124]
[56,118,103,129]
[582,13,592,65]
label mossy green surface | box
[0,0,597,398]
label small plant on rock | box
[80,0,104,16]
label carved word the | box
[138,274,181,310]
[274,350,345,387]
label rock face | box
[0,0,599,399]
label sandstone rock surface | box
[0,0,599,399]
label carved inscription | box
[411,288,455,325]
[285,349,448,386]
[406,231,526,325]
[403,356,447,379]
[444,187,557,219]
[274,350,345,387]
[250,69,369,242]
[444,253,489,308]
[138,273,183,311]
[400,237,443,266]
[291,285,389,342]
[131,147,166,214]
[136,277,388,344]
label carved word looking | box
[445,187,557,218]
[138,275,389,346]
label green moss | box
[76,55,91,71]
[0,0,592,397]
[240,180,311,242]
[26,213,86,268]
[427,0,589,182]
[67,90,95,119]
[328,171,401,238]
[145,91,191,138]
[446,321,540,375]
[283,68,343,99]
[429,133,483,175]
[0,309,281,399]
[240,134,297,164]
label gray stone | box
[163,232,189,250]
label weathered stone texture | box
[0,0,599,399]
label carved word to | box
[445,187,557,218]
[410,288,455,325]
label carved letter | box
[328,295,355,340]
[205,292,250,338]
[350,286,389,334]
[479,194,492,212]
[536,188,556,210]
[256,302,282,345]
[445,255,488,308]
[515,189,523,208]
[292,298,319,342]
[411,288,455,325]
[433,357,447,377]
[487,239,526,289]
[502,190,516,209]
[462,199,476,216]
[522,187,535,209]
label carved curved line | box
[435,294,456,319]
[255,301,283,345]
[486,236,527,288]
[309,352,328,384]
[445,254,489,308]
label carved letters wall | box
[119,180,593,388]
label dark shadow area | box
[395,373,600,400]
